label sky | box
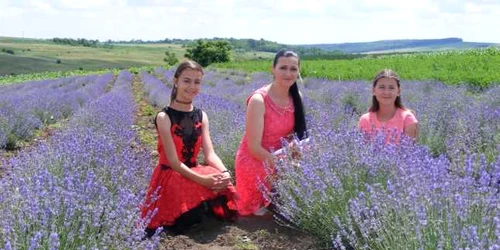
[1,0,499,45]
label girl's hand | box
[212,170,234,193]
[220,170,232,180]
[200,173,231,190]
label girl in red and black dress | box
[141,61,237,237]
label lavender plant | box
[196,93,245,170]
[2,68,498,250]
[0,74,113,149]
[270,130,500,249]
[0,71,158,249]
[139,72,171,108]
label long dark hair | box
[170,60,204,104]
[273,50,307,139]
[369,69,405,112]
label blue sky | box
[1,0,499,45]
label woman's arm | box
[245,94,274,164]
[403,110,418,139]
[404,123,418,138]
[358,113,372,133]
[156,112,222,188]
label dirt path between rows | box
[132,75,321,250]
[158,215,318,250]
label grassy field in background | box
[214,48,500,87]
[0,37,274,76]
[0,37,177,75]
[2,37,500,87]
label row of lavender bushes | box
[1,65,496,249]
[271,130,499,249]
[274,79,500,249]
[0,74,113,149]
[0,71,158,249]
[153,67,500,249]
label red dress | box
[235,86,295,216]
[141,107,237,230]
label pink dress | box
[358,108,418,143]
[235,86,295,216]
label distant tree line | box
[51,38,114,49]
[70,36,367,61]
[109,37,318,54]
[113,38,192,44]
[94,37,363,60]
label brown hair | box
[369,69,405,112]
[170,60,204,103]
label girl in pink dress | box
[235,50,308,216]
[359,69,418,143]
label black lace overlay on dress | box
[164,107,203,168]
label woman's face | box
[174,68,203,102]
[272,56,299,87]
[372,77,400,106]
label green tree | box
[184,40,231,67]
[164,51,179,66]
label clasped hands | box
[202,171,233,193]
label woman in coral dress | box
[359,69,418,144]
[235,50,308,216]
[141,61,237,237]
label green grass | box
[0,37,277,77]
[231,51,275,61]
[0,37,186,76]
[214,48,500,87]
[3,36,500,87]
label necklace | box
[175,99,192,105]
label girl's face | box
[272,56,299,87]
[372,77,400,106]
[174,68,203,102]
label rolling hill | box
[296,38,499,54]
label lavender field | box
[1,68,499,249]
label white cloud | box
[0,8,24,18]
[31,1,58,14]
[0,0,499,44]
[56,0,126,10]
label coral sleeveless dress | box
[358,108,418,144]
[235,86,295,216]
[141,107,237,230]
